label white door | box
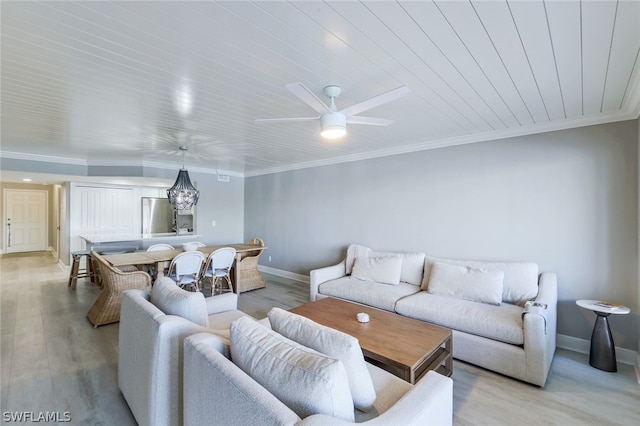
[4,189,48,253]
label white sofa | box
[310,244,557,387]
[183,311,453,425]
[118,277,250,426]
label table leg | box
[589,312,617,372]
[156,261,169,278]
[232,254,241,294]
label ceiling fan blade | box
[255,117,318,123]
[340,86,411,117]
[285,82,332,114]
[346,116,394,126]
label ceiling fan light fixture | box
[320,112,347,139]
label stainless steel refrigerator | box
[141,197,175,234]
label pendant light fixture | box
[167,145,200,210]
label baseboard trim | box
[635,353,640,383]
[557,334,638,367]
[258,265,309,284]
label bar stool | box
[68,250,96,289]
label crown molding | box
[622,65,640,119]
[3,110,639,180]
[0,152,241,178]
[244,110,640,177]
[0,151,87,165]
[87,158,243,178]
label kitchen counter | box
[81,233,202,252]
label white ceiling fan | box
[255,83,411,139]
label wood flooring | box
[1,252,638,425]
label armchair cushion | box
[150,277,208,327]
[230,317,354,422]
[204,292,239,314]
[267,308,376,412]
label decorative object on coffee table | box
[576,299,630,372]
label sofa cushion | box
[355,362,415,423]
[230,317,354,421]
[267,308,376,412]
[395,292,524,345]
[369,251,425,286]
[150,277,208,327]
[427,262,504,305]
[422,257,539,306]
[346,244,372,275]
[352,256,402,285]
[318,277,421,312]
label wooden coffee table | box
[290,297,452,384]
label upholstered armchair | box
[118,277,249,426]
[183,330,453,426]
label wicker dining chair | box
[235,237,267,293]
[87,251,152,328]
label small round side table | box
[576,299,630,372]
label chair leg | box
[88,255,97,283]
[224,275,234,293]
[213,275,233,295]
[68,254,81,289]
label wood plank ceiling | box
[2,0,639,177]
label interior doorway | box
[3,189,48,253]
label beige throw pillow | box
[427,262,504,305]
[369,251,425,286]
[268,308,376,412]
[422,257,539,306]
[230,317,354,421]
[351,256,402,285]
[150,277,209,327]
[345,244,372,275]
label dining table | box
[101,243,267,293]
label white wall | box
[245,120,639,350]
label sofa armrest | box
[522,272,557,386]
[184,333,301,426]
[297,371,452,426]
[204,292,239,314]
[534,272,557,307]
[523,272,558,330]
[118,291,213,426]
[309,260,346,301]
